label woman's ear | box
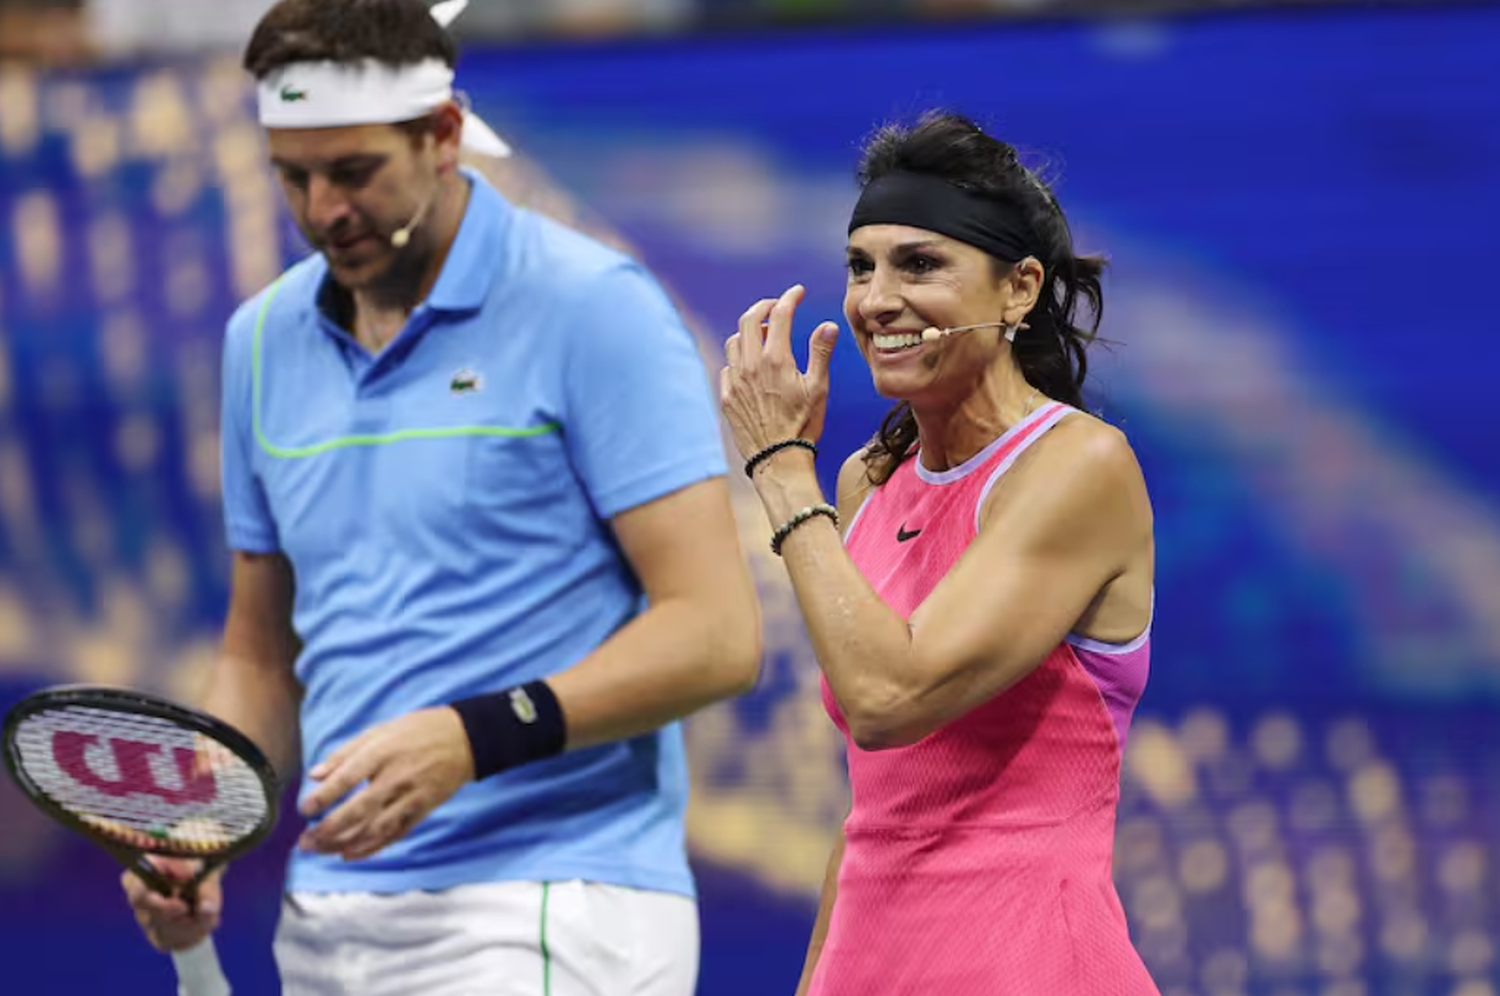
[1004,256,1045,325]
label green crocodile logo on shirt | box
[450,368,483,395]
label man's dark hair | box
[243,0,457,80]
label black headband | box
[848,171,1038,263]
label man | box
[120,1,762,993]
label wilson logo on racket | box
[51,731,217,804]
[5,685,281,995]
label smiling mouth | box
[871,331,930,355]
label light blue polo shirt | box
[220,170,726,896]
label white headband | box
[253,0,510,158]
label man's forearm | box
[546,594,761,750]
[199,652,303,785]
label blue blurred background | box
[2,1,1499,993]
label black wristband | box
[744,438,817,478]
[450,680,567,781]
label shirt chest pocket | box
[458,427,593,547]
[262,422,594,570]
[357,425,564,519]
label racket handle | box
[172,937,232,996]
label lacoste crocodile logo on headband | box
[279,85,308,103]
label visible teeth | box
[873,333,921,350]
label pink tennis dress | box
[810,402,1161,995]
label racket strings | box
[11,706,270,853]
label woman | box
[720,111,1160,995]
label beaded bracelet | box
[744,438,817,478]
[770,503,839,556]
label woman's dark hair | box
[243,0,458,80]
[856,111,1106,485]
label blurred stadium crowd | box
[0,0,1425,62]
[2,0,1497,992]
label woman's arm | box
[755,417,1150,750]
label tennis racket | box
[2,684,280,996]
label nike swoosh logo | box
[896,524,922,543]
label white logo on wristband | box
[508,688,538,724]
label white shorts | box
[272,879,699,996]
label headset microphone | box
[920,321,1025,343]
[389,189,436,249]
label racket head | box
[2,684,279,893]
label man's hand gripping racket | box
[3,685,280,996]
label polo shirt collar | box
[425,167,509,313]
